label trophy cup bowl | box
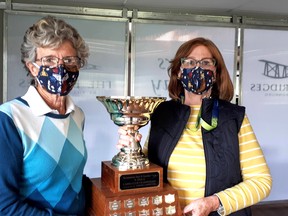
[89,96,180,216]
[96,96,166,171]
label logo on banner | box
[250,59,288,97]
[260,60,288,79]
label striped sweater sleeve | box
[215,114,272,215]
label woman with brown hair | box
[119,37,272,216]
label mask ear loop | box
[177,67,184,79]
[32,62,40,69]
[30,62,40,87]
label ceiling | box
[51,0,288,17]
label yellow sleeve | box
[215,114,272,215]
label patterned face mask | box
[34,64,79,96]
[179,66,214,94]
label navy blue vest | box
[148,99,251,216]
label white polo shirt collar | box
[22,86,76,116]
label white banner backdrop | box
[132,21,237,98]
[5,13,288,201]
[5,13,128,178]
[242,28,288,201]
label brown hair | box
[167,37,234,101]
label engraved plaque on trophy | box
[87,96,180,215]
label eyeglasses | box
[181,57,216,69]
[35,56,82,71]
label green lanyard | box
[194,99,219,131]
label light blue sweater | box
[0,86,87,215]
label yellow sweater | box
[143,105,272,215]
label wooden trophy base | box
[87,161,180,215]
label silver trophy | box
[97,96,166,171]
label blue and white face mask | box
[34,64,79,96]
[179,66,214,94]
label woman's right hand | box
[117,126,142,149]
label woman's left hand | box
[117,126,142,149]
[182,195,219,216]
